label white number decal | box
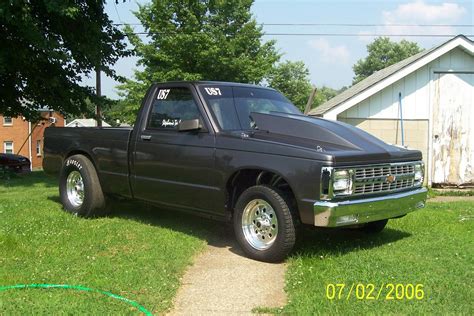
[157,89,171,100]
[204,87,222,96]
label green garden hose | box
[0,284,153,315]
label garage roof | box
[309,35,474,118]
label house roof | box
[309,35,474,118]
[66,119,111,127]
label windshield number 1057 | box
[204,87,222,96]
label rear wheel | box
[59,154,107,217]
[360,219,388,233]
[233,185,296,262]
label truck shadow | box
[109,200,412,259]
[291,226,411,258]
[111,200,237,249]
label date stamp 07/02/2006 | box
[325,283,425,301]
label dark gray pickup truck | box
[44,81,427,262]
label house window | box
[36,140,42,156]
[3,117,12,126]
[4,141,13,154]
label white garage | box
[310,35,474,187]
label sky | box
[86,0,474,99]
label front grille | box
[354,164,415,180]
[354,178,415,194]
[352,162,418,196]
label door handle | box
[140,135,152,141]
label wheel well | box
[226,169,299,221]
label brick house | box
[0,110,65,169]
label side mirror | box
[178,119,202,132]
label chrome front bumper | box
[313,187,427,227]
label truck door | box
[132,85,221,215]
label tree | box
[313,86,339,108]
[116,0,279,122]
[0,1,129,120]
[353,37,422,84]
[266,61,340,112]
[267,61,313,111]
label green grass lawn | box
[269,200,473,314]
[2,172,473,314]
[427,187,474,198]
[0,171,218,314]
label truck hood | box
[250,112,422,164]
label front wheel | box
[233,185,296,262]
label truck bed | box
[43,127,134,198]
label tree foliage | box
[267,60,313,111]
[116,0,279,123]
[267,61,340,112]
[0,0,129,119]
[353,37,422,84]
[313,86,339,108]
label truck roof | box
[153,81,276,91]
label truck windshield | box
[199,86,301,130]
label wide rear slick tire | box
[59,154,106,218]
[233,185,296,263]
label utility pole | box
[96,67,102,127]
[304,87,317,115]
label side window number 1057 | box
[157,89,170,100]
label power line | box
[113,22,474,27]
[113,2,123,24]
[264,23,473,27]
[126,32,473,38]
[262,33,472,37]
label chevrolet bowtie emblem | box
[386,175,396,183]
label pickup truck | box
[44,81,427,262]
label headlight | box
[414,163,424,183]
[333,170,352,194]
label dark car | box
[0,153,31,173]
[43,81,427,262]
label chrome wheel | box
[241,199,278,250]
[66,171,84,207]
